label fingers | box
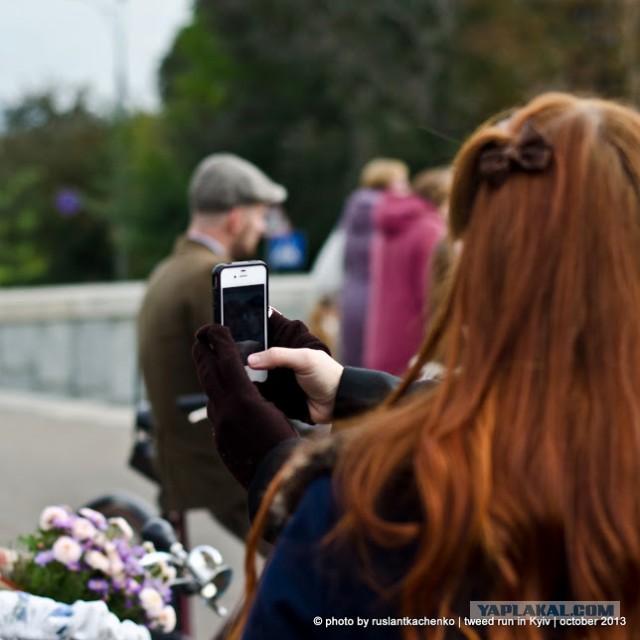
[248,348,344,415]
[247,347,318,372]
[192,340,223,395]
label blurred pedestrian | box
[311,157,409,366]
[363,166,447,375]
[137,152,286,541]
[409,165,453,336]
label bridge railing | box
[0,275,316,405]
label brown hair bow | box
[478,122,553,187]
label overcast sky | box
[0,0,193,113]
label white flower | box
[161,563,177,584]
[142,541,155,554]
[153,556,177,584]
[84,550,110,573]
[52,536,82,565]
[71,517,97,541]
[105,545,124,578]
[139,587,164,617]
[39,506,70,531]
[157,605,177,632]
[108,517,134,541]
[78,507,107,530]
[93,532,107,548]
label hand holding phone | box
[212,260,269,382]
[192,323,297,488]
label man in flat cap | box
[137,153,286,541]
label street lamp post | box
[112,0,128,120]
[65,0,130,279]
[111,0,130,280]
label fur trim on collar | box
[267,436,341,534]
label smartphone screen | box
[213,261,269,382]
[222,283,266,360]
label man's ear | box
[227,206,245,235]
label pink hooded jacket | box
[364,191,445,375]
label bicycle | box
[83,393,225,639]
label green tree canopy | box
[158,0,637,262]
[0,92,113,285]
[2,0,637,284]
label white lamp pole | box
[65,0,130,278]
[65,0,129,117]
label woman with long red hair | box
[194,92,640,639]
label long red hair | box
[235,93,640,639]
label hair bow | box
[478,122,553,187]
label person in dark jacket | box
[196,92,640,639]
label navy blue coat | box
[243,476,471,639]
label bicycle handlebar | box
[175,394,207,412]
[141,517,232,617]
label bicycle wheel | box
[83,492,157,541]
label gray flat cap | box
[189,153,287,213]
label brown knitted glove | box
[192,324,298,489]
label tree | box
[117,111,188,279]
[159,0,468,261]
[0,92,114,285]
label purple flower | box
[77,508,107,531]
[112,577,125,591]
[131,545,146,559]
[124,577,143,596]
[35,550,55,566]
[54,188,82,217]
[87,578,110,596]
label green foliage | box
[4,507,174,629]
[0,92,114,285]
[9,531,144,625]
[117,112,188,278]
[2,0,638,281]
[163,0,617,260]
[12,541,97,612]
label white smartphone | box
[212,260,269,382]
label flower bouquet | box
[0,505,176,633]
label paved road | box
[0,390,248,639]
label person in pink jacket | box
[363,167,448,375]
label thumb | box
[247,347,317,373]
[248,347,345,417]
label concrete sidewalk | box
[0,390,247,639]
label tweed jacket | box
[137,235,247,520]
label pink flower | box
[52,536,82,565]
[71,517,97,541]
[39,506,71,531]
[78,508,107,530]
